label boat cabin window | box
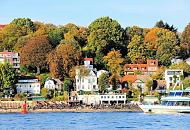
[169,92,175,96]
[175,92,182,96]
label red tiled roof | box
[121,75,137,83]
[0,51,16,54]
[84,58,93,62]
[0,24,6,29]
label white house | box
[164,69,183,90]
[75,58,98,92]
[78,94,126,105]
[76,69,98,92]
[16,77,41,94]
[44,78,64,91]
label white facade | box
[186,58,190,65]
[164,69,183,90]
[97,70,109,78]
[44,78,63,91]
[16,78,41,94]
[44,79,55,90]
[0,51,20,69]
[76,70,98,92]
[78,94,126,105]
[171,58,183,64]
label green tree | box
[125,26,144,43]
[127,35,147,63]
[63,78,72,91]
[0,63,17,93]
[48,27,65,48]
[98,72,109,93]
[87,17,124,67]
[155,20,177,33]
[10,18,35,33]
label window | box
[82,85,84,89]
[77,79,79,82]
[119,96,121,98]
[88,79,90,83]
[101,96,103,99]
[78,85,80,90]
[112,96,114,98]
[92,78,95,83]
[122,96,125,98]
[82,79,84,82]
[93,85,96,89]
[169,77,172,81]
[107,96,110,98]
[88,85,90,89]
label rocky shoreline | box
[0,108,142,113]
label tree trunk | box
[36,66,40,75]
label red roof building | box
[123,59,158,75]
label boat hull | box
[139,105,190,113]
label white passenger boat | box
[139,88,190,113]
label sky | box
[0,0,190,32]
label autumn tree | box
[103,50,123,90]
[47,50,63,79]
[169,62,190,76]
[1,18,35,50]
[180,22,190,58]
[127,35,147,63]
[151,66,166,80]
[20,35,53,74]
[48,43,81,79]
[63,26,88,50]
[144,28,179,66]
[56,43,81,78]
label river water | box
[0,112,190,130]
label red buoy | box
[21,100,28,114]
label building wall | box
[78,94,126,105]
[75,72,98,92]
[0,51,20,69]
[164,69,183,90]
[16,79,41,94]
[44,80,55,90]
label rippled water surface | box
[0,112,190,130]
